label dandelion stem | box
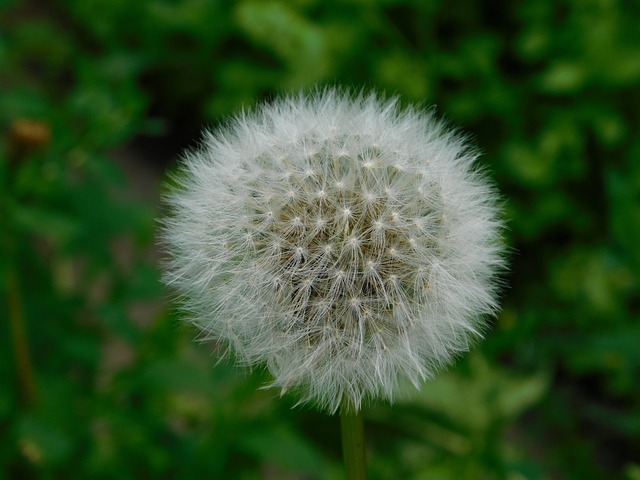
[7,269,37,406]
[340,405,367,480]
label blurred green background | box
[1,0,639,478]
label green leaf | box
[238,425,326,474]
[17,415,73,466]
[538,61,588,93]
[9,203,81,243]
[410,354,549,431]
[141,359,216,396]
[235,0,330,86]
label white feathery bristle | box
[162,88,506,414]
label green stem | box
[7,270,37,406]
[340,405,367,480]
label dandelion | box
[162,89,504,477]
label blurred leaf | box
[237,424,326,474]
[374,51,433,101]
[235,0,331,86]
[626,464,640,480]
[9,202,81,243]
[17,415,73,466]
[99,304,141,343]
[411,354,549,431]
[538,61,588,93]
[141,358,216,396]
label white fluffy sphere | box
[162,89,505,413]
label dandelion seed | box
[162,88,505,415]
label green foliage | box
[1,0,638,478]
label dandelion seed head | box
[162,88,505,413]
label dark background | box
[1,0,639,478]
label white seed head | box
[162,89,505,413]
